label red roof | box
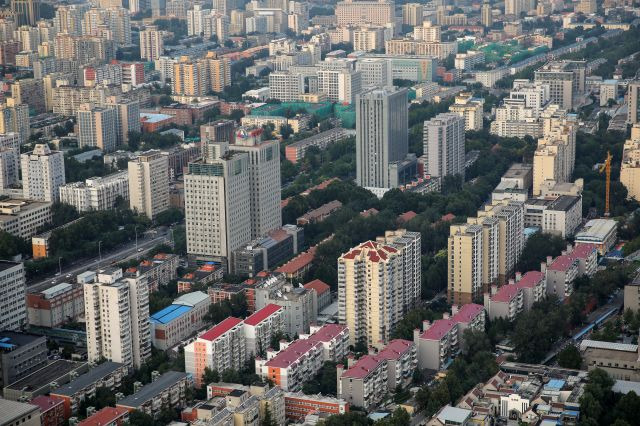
[451,303,484,323]
[376,339,413,361]
[304,279,330,295]
[420,319,456,340]
[360,208,379,218]
[30,395,62,413]
[243,304,282,326]
[78,407,129,426]
[341,241,397,263]
[308,324,347,342]
[548,254,578,272]
[515,271,544,289]
[570,243,597,259]
[275,248,316,274]
[398,211,417,223]
[341,355,385,379]
[491,284,521,303]
[199,317,243,341]
[441,213,456,222]
[265,339,322,368]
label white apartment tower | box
[84,270,151,369]
[0,147,18,189]
[423,113,465,179]
[105,97,141,147]
[128,150,169,219]
[0,261,26,331]
[21,144,65,203]
[184,141,251,269]
[139,25,163,61]
[59,171,129,212]
[77,103,118,152]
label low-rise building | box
[448,93,483,131]
[274,247,316,280]
[116,371,192,416]
[49,362,127,418]
[284,392,349,421]
[232,225,304,277]
[0,331,48,390]
[30,395,65,426]
[0,398,40,426]
[177,263,223,293]
[285,128,350,163]
[0,199,51,239]
[150,291,211,350]
[126,253,179,292]
[574,218,617,255]
[303,279,331,313]
[296,200,343,225]
[3,360,88,401]
[78,407,130,426]
[484,271,546,321]
[337,354,387,411]
[624,272,640,313]
[26,283,84,328]
[543,244,597,301]
[255,339,323,392]
[581,340,640,381]
[58,171,129,212]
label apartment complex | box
[26,282,84,328]
[621,124,640,201]
[21,144,65,203]
[338,230,421,347]
[543,243,597,301]
[534,60,585,110]
[128,150,170,219]
[172,53,231,95]
[423,113,465,179]
[84,268,151,369]
[385,39,458,59]
[150,291,211,350]
[0,261,27,331]
[335,0,394,27]
[448,93,484,131]
[243,304,285,357]
[116,371,191,416]
[0,199,52,239]
[76,103,118,152]
[484,271,546,321]
[139,25,163,61]
[59,171,129,212]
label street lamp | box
[134,225,138,250]
[98,241,102,266]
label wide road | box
[27,228,172,293]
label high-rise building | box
[627,81,640,124]
[534,60,586,110]
[575,0,597,13]
[0,261,26,331]
[448,93,484,131]
[84,268,151,369]
[336,0,394,27]
[184,141,250,269]
[268,72,304,102]
[481,0,492,27]
[422,113,465,179]
[504,0,522,16]
[356,87,410,192]
[139,25,163,61]
[317,68,362,104]
[104,97,141,147]
[338,230,421,347]
[232,129,281,239]
[621,124,640,201]
[402,3,423,26]
[0,147,18,189]
[128,151,169,219]
[11,79,44,114]
[355,58,393,89]
[59,171,129,212]
[0,101,29,142]
[11,0,39,26]
[172,53,231,96]
[21,144,65,203]
[76,104,118,152]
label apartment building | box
[185,317,246,387]
[484,270,546,321]
[128,150,169,219]
[285,127,349,163]
[0,199,52,239]
[353,26,386,52]
[116,371,191,417]
[300,324,350,362]
[0,101,29,142]
[284,392,349,421]
[304,279,332,313]
[21,144,65,203]
[448,93,484,131]
[139,25,163,61]
[268,72,305,102]
[26,282,84,328]
[0,261,27,331]
[385,39,458,59]
[31,395,65,426]
[414,304,485,371]
[317,68,362,104]
[76,103,118,152]
[0,331,47,389]
[338,231,421,347]
[403,3,423,26]
[104,97,140,147]
[0,399,40,426]
[355,58,393,89]
[627,81,640,124]
[335,0,394,27]
[621,124,640,201]
[84,269,151,369]
[128,253,179,291]
[59,171,129,212]
[376,339,417,389]
[150,291,211,350]
[534,61,586,110]
[255,338,323,392]
[454,51,486,71]
[78,407,129,426]
[423,113,465,179]
[243,304,285,357]
[172,53,231,96]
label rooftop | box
[548,195,580,212]
[376,339,413,361]
[575,219,617,241]
[436,405,472,424]
[420,319,456,341]
[174,291,210,307]
[491,284,521,303]
[78,407,129,426]
[140,112,173,123]
[580,340,638,353]
[0,331,44,351]
[199,317,243,341]
[516,271,545,288]
[0,398,39,423]
[398,211,417,223]
[0,260,23,272]
[243,304,282,326]
[341,355,385,379]
[5,360,84,391]
[451,303,484,323]
[275,247,316,274]
[303,279,330,295]
[50,362,124,397]
[308,324,347,343]
[265,339,322,368]
[548,254,578,272]
[117,371,188,408]
[150,304,192,325]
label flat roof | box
[150,304,192,325]
[117,371,188,408]
[549,195,580,212]
[0,398,39,423]
[5,360,84,391]
[580,340,638,353]
[0,260,22,273]
[437,405,472,424]
[613,380,640,395]
[575,219,617,241]
[50,362,124,396]
[0,331,44,349]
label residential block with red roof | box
[543,244,597,301]
[414,304,485,371]
[77,407,129,426]
[303,279,331,312]
[243,304,285,356]
[484,271,546,321]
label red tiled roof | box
[308,324,347,342]
[451,303,484,323]
[30,395,62,413]
[360,208,379,218]
[420,319,456,340]
[243,304,282,326]
[341,241,397,263]
[398,211,417,223]
[265,339,322,368]
[441,213,456,222]
[78,407,129,426]
[491,284,521,303]
[275,248,316,274]
[304,279,330,295]
[515,271,544,289]
[376,339,413,361]
[570,243,597,259]
[199,317,243,341]
[548,254,578,272]
[340,355,385,379]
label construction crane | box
[598,151,613,217]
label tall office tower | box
[335,0,394,27]
[422,113,465,179]
[184,141,250,270]
[356,87,409,192]
[54,5,85,36]
[448,223,484,305]
[11,0,39,26]
[402,3,423,26]
[0,148,18,189]
[0,261,26,331]
[105,7,132,46]
[76,104,118,152]
[139,25,163,61]
[627,82,640,124]
[355,58,393,89]
[0,101,29,143]
[232,129,282,239]
[621,124,640,201]
[534,60,586,110]
[338,230,421,348]
[21,144,65,203]
[128,151,169,219]
[11,79,45,114]
[504,0,522,16]
[481,0,492,27]
[84,270,151,369]
[104,97,140,147]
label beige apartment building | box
[128,150,169,219]
[172,53,231,96]
[338,230,421,347]
[448,93,484,131]
[76,103,117,152]
[139,25,163,61]
[336,0,394,27]
[402,3,423,26]
[385,39,457,59]
[621,124,640,201]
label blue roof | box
[545,379,565,390]
[150,304,192,324]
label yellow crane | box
[598,151,613,217]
